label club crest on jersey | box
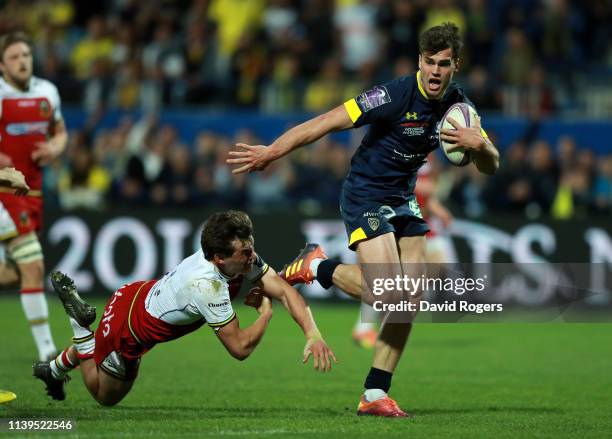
[356,86,391,112]
[39,100,51,118]
[367,217,380,231]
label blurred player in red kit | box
[0,166,30,405]
[0,32,68,361]
[33,211,336,406]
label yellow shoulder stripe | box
[344,99,362,124]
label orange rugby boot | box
[279,244,327,286]
[357,395,410,417]
[352,328,378,349]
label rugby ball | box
[439,102,478,166]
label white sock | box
[354,320,375,333]
[364,388,387,402]
[69,317,92,339]
[21,291,57,360]
[72,333,95,357]
[310,258,325,277]
[49,348,77,380]
[355,303,378,332]
[68,318,95,357]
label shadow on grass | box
[6,404,562,422]
[117,406,342,418]
[414,337,485,348]
[5,405,343,421]
[412,406,563,416]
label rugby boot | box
[32,361,70,401]
[278,244,327,286]
[50,271,96,327]
[357,395,410,417]
[352,328,378,349]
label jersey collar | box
[213,263,235,281]
[416,71,429,100]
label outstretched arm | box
[227,105,353,174]
[257,269,337,371]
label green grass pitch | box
[1,295,611,438]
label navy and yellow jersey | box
[342,71,480,204]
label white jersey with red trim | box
[144,249,269,330]
[0,76,62,191]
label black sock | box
[317,259,340,289]
[364,367,392,393]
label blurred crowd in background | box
[43,116,612,219]
[1,0,610,116]
[1,0,611,219]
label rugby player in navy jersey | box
[228,23,499,417]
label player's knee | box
[95,388,129,407]
[96,396,120,407]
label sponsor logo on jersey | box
[208,300,230,308]
[356,86,391,112]
[405,111,418,120]
[400,120,428,137]
[392,149,426,162]
[17,100,37,107]
[362,206,396,227]
[6,121,49,136]
[402,126,426,136]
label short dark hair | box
[418,22,463,60]
[201,210,253,259]
[0,31,32,62]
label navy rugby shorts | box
[340,192,429,250]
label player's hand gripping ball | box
[439,102,480,166]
